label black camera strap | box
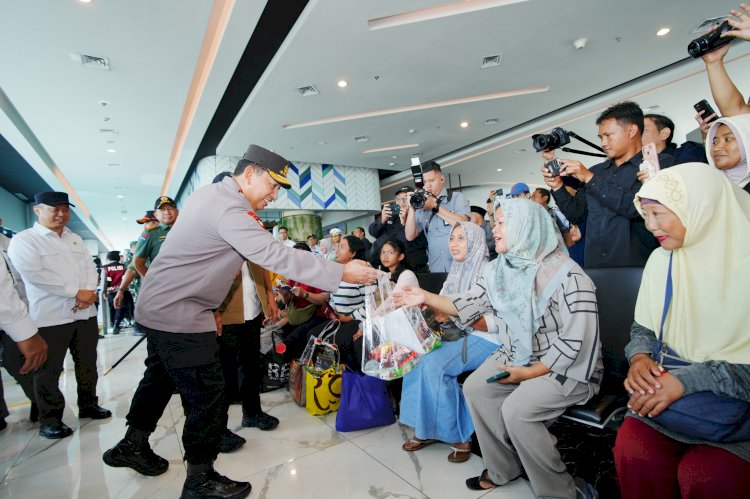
[423,191,452,234]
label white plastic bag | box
[361,273,440,379]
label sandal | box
[401,437,437,452]
[466,469,499,491]
[447,442,472,463]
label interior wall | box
[0,186,30,232]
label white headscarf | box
[706,114,750,188]
[634,163,750,363]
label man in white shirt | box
[8,192,111,439]
[276,226,295,247]
[0,233,48,429]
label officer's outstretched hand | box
[341,260,380,285]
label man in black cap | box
[103,145,379,499]
[369,185,428,271]
[7,192,111,439]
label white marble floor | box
[0,332,536,499]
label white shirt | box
[240,263,262,321]
[279,238,295,247]
[1,249,36,342]
[8,223,98,327]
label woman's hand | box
[627,372,684,417]
[392,286,426,308]
[726,4,750,42]
[624,353,663,396]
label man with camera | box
[369,186,428,271]
[405,161,471,273]
[540,101,674,268]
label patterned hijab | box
[634,163,750,363]
[485,198,573,365]
[440,221,489,295]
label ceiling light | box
[117,195,124,199]
[409,129,416,134]
[79,0,93,3]
[363,143,419,154]
[656,27,671,37]
[122,217,127,221]
[460,121,469,128]
[318,140,327,145]
[497,168,503,172]
[392,155,397,159]
[107,148,116,153]
[389,162,396,166]
[368,0,530,30]
[337,80,348,88]
[283,85,548,129]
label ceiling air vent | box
[484,118,499,125]
[296,85,319,96]
[69,53,111,70]
[480,54,503,69]
[353,135,369,143]
[99,128,118,136]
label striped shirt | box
[330,281,366,320]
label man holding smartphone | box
[369,186,428,271]
[642,113,707,165]
[540,102,674,268]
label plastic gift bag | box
[362,273,440,380]
[336,367,395,432]
[299,320,340,375]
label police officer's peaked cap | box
[34,191,75,207]
[242,145,292,189]
[154,196,176,210]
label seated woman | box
[304,235,369,370]
[614,163,750,498]
[707,113,750,194]
[279,242,333,361]
[399,221,499,463]
[394,199,602,498]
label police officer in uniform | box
[102,145,379,499]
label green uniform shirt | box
[134,224,171,265]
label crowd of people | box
[1,5,750,498]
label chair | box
[561,266,644,429]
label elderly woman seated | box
[394,198,602,498]
[614,163,750,498]
[398,221,500,463]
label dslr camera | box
[532,127,571,152]
[408,157,432,210]
[688,20,735,58]
[545,159,563,177]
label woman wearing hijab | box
[614,163,750,498]
[706,113,750,194]
[394,199,602,498]
[399,222,499,463]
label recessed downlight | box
[656,27,671,36]
[117,195,124,199]
[460,121,469,128]
[107,148,116,153]
[337,80,348,88]
[497,168,503,172]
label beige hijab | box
[633,163,750,363]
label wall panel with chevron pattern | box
[181,156,381,211]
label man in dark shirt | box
[542,101,675,267]
[369,186,428,271]
[351,226,372,257]
[102,251,126,334]
[642,113,707,165]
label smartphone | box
[694,99,719,123]
[486,371,510,383]
[545,159,563,177]
[640,143,660,180]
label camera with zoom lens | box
[688,20,735,58]
[545,159,563,177]
[532,127,571,152]
[410,189,429,209]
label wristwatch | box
[431,198,441,214]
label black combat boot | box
[102,426,169,476]
[180,461,251,499]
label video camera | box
[688,20,735,58]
